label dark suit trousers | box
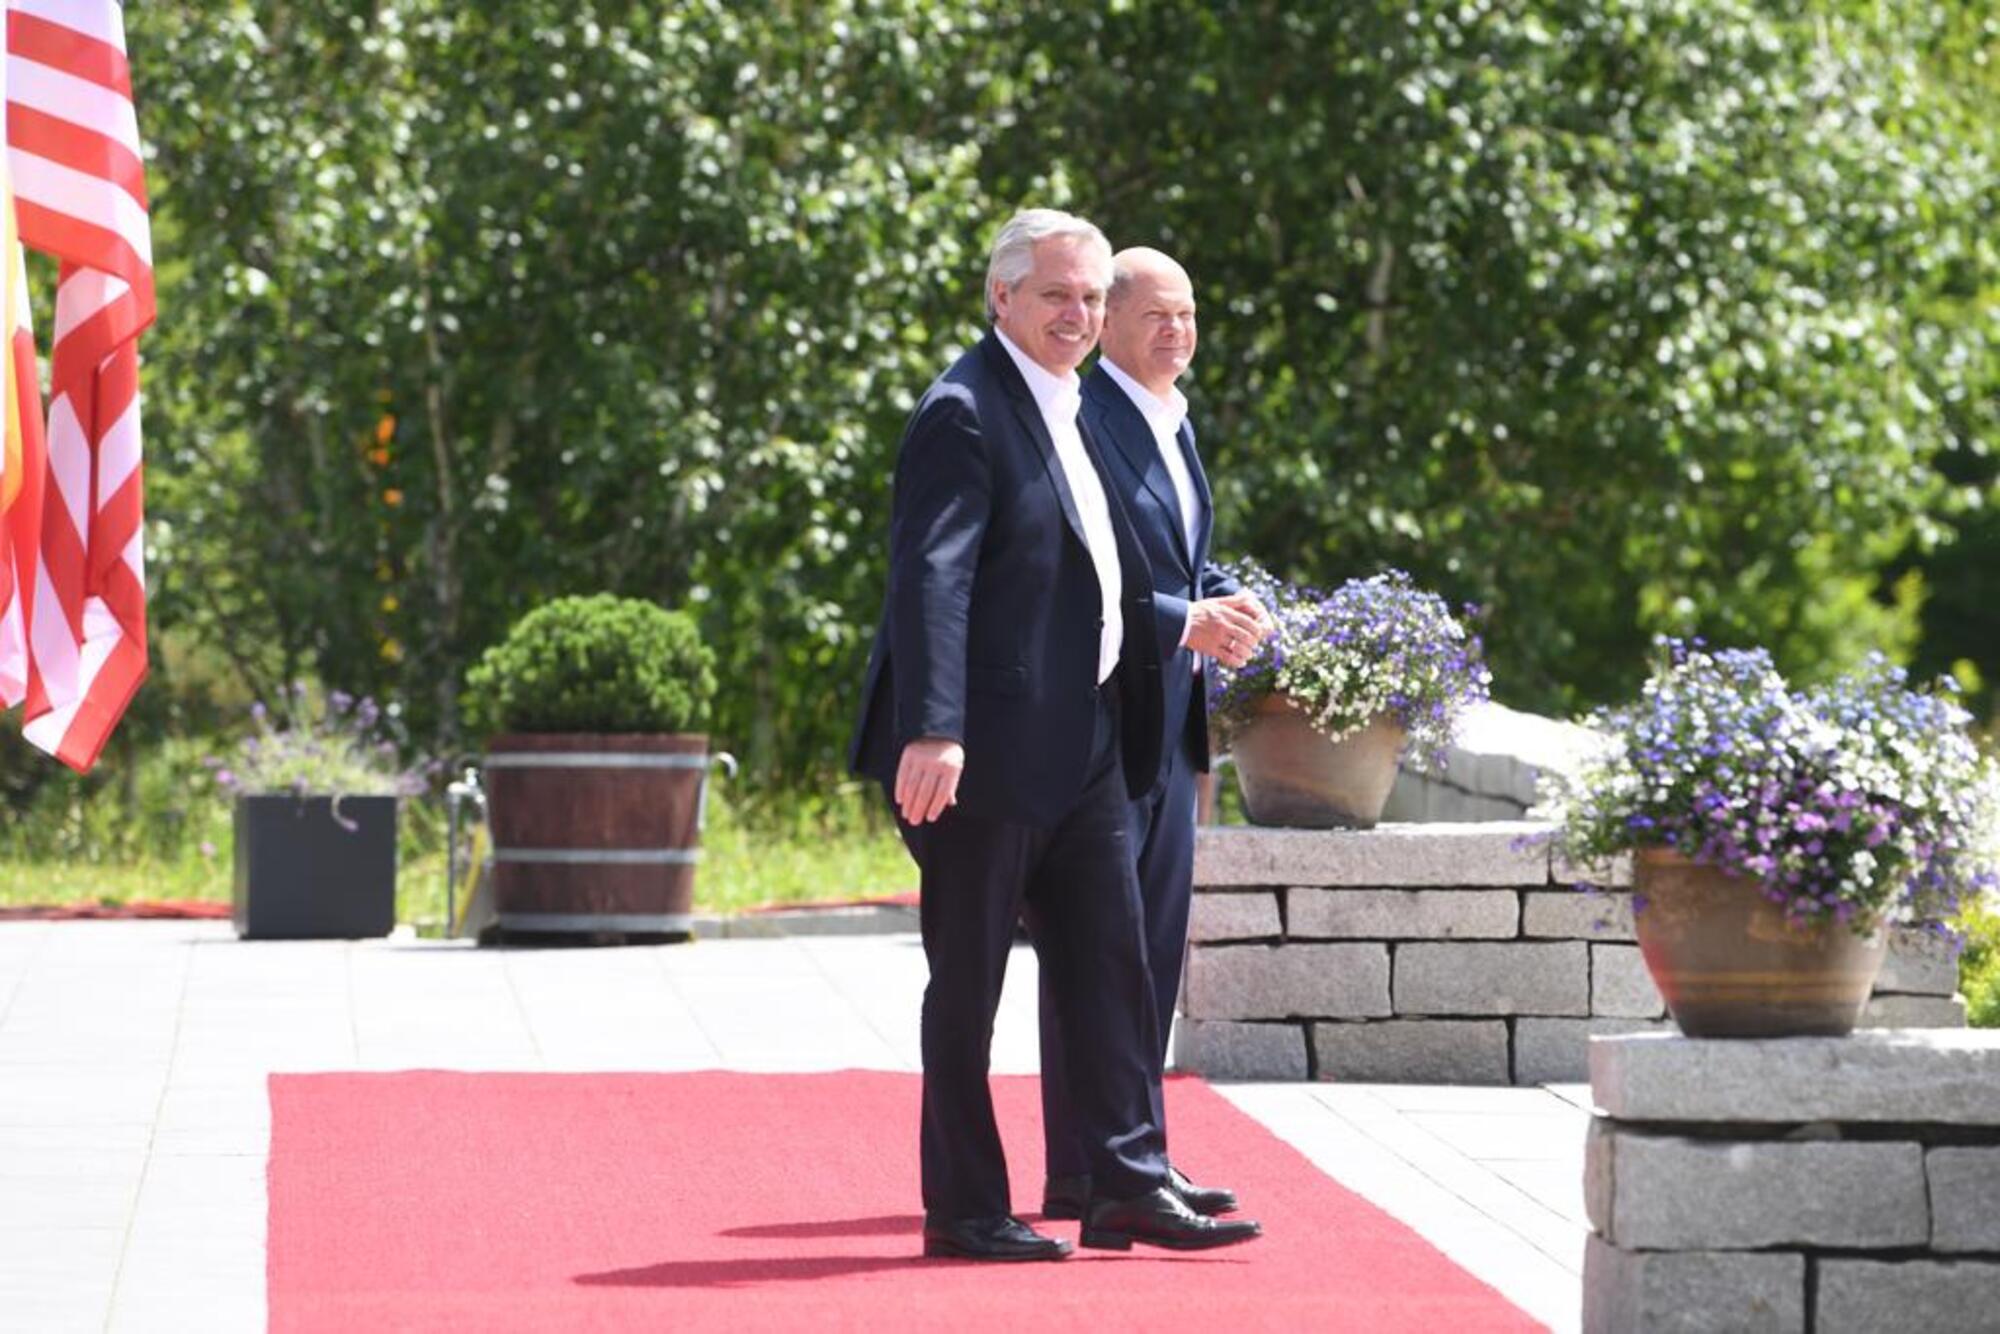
[1037,733,1197,1178]
[898,688,1168,1220]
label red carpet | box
[0,899,231,920]
[746,891,920,913]
[268,1072,1540,1333]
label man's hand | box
[895,737,966,825]
[1185,592,1270,668]
[1229,589,1276,637]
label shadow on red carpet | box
[267,1070,1542,1332]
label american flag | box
[0,0,153,772]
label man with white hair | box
[851,210,1262,1260]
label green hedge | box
[461,595,716,736]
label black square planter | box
[233,795,398,940]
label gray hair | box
[984,208,1112,320]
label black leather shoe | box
[922,1214,1072,1261]
[1080,1186,1262,1251]
[1166,1163,1239,1217]
[1041,1173,1091,1220]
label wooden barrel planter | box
[484,733,721,942]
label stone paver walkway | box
[0,922,1587,1332]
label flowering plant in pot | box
[460,593,721,943]
[1207,564,1491,827]
[209,684,431,941]
[1537,640,2000,1036]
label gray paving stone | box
[690,904,921,938]
[1591,944,1665,1019]
[1187,891,1282,943]
[1183,943,1391,1021]
[1173,1019,1308,1080]
[1517,1017,1671,1085]
[1927,1147,2000,1252]
[1591,1030,2000,1124]
[1393,941,1589,1017]
[1859,993,1966,1029]
[1,918,1601,1333]
[1312,1020,1509,1085]
[1194,822,1550,888]
[1583,1117,1613,1234]
[1287,888,1518,940]
[1523,890,1636,941]
[1876,927,1964,996]
[1816,1258,2000,1334]
[1553,851,1634,890]
[1583,1236,1805,1334]
[1380,771,1527,823]
[1598,1132,1927,1250]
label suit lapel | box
[1088,369,1195,576]
[982,336,1088,550]
[1179,417,1215,569]
[1081,414,1150,604]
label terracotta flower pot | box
[1633,848,1886,1037]
[1228,696,1407,829]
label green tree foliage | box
[120,1,1996,781]
[991,0,1997,711]
[134,1,997,771]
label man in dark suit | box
[851,212,1261,1260]
[1038,247,1272,1223]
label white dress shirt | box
[1100,356,1202,650]
[1098,356,1199,561]
[994,329,1123,684]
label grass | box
[0,781,915,934]
[697,782,915,914]
[0,857,222,905]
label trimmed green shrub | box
[461,595,716,736]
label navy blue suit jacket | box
[849,333,1164,827]
[1081,365,1239,784]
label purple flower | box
[1538,635,2000,933]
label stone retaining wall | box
[1585,1033,2000,1332]
[1176,823,1966,1086]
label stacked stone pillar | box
[1586,1032,2000,1333]
[1176,824,1964,1085]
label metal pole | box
[444,762,483,938]
[697,751,739,833]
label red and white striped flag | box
[0,0,153,771]
[0,195,47,710]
